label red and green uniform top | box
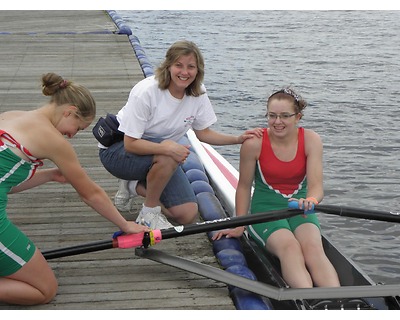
[251,127,307,213]
[0,130,43,276]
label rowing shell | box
[185,129,400,310]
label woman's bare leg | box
[0,249,57,305]
[295,224,340,287]
[266,229,313,288]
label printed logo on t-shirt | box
[184,116,195,127]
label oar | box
[288,201,400,223]
[137,247,400,300]
[42,207,304,260]
[43,202,400,260]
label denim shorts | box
[99,139,196,209]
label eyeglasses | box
[266,112,298,121]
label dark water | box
[118,10,400,285]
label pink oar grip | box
[152,229,162,244]
[116,233,145,248]
[116,230,162,249]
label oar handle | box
[114,230,162,248]
[288,200,315,213]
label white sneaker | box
[114,180,138,211]
[136,205,173,230]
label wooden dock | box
[0,10,235,310]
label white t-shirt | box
[117,76,217,142]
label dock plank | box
[0,10,234,310]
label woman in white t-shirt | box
[100,40,262,229]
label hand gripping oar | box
[288,201,400,223]
[42,207,304,260]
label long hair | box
[155,40,205,97]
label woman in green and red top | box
[213,88,340,288]
[0,73,149,306]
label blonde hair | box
[155,40,205,97]
[41,73,96,122]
